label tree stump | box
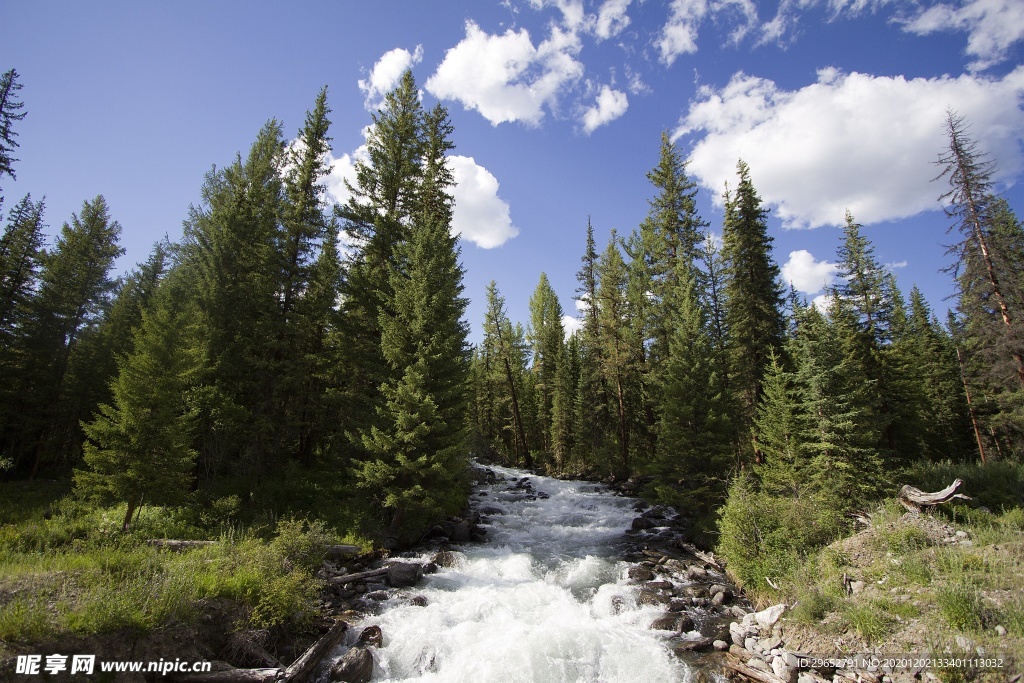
[897,478,972,513]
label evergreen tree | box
[479,281,531,466]
[938,110,1024,387]
[20,196,124,476]
[573,218,611,472]
[357,104,470,542]
[0,68,26,207]
[753,348,805,499]
[75,283,199,531]
[551,332,580,472]
[528,273,564,458]
[0,194,45,337]
[722,160,785,460]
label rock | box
[782,650,802,668]
[772,656,797,683]
[408,595,428,607]
[652,615,682,631]
[745,636,761,653]
[996,625,1007,637]
[387,562,424,588]
[471,530,488,542]
[731,605,749,618]
[667,599,689,613]
[628,566,656,581]
[709,584,729,596]
[638,589,670,606]
[711,590,730,606]
[645,580,674,591]
[431,551,465,568]
[331,646,373,683]
[358,625,383,648]
[686,566,708,579]
[365,590,389,601]
[450,520,471,542]
[713,640,729,651]
[759,635,783,652]
[955,635,973,650]
[478,504,504,515]
[754,604,787,629]
[674,637,714,653]
[850,580,867,594]
[632,517,657,531]
[798,673,819,683]
[678,615,696,632]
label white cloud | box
[782,249,839,294]
[657,0,759,64]
[529,0,587,30]
[811,293,832,312]
[582,85,629,133]
[675,66,1024,228]
[561,314,583,338]
[358,46,424,111]
[886,259,908,270]
[595,0,633,39]
[901,0,1024,71]
[323,147,367,208]
[425,20,583,126]
[449,155,520,248]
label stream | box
[324,464,723,683]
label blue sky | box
[4,0,1024,341]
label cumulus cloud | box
[901,0,1024,71]
[658,0,759,64]
[323,147,367,208]
[358,46,424,110]
[782,249,839,294]
[426,20,583,126]
[449,155,520,248]
[594,0,633,39]
[675,66,1024,228]
[582,85,629,133]
[561,314,583,338]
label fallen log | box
[324,544,361,559]
[178,620,348,683]
[327,566,389,585]
[723,658,787,683]
[897,478,972,513]
[283,619,348,682]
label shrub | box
[937,582,984,631]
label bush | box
[717,475,846,593]
[937,582,985,631]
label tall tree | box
[75,282,199,531]
[574,218,611,471]
[528,272,564,456]
[0,68,27,207]
[357,104,470,542]
[722,160,785,460]
[938,110,1024,387]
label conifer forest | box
[1,64,1022,671]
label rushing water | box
[329,465,706,683]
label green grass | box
[937,582,985,631]
[841,603,897,644]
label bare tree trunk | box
[503,357,531,469]
[955,344,988,464]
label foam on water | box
[333,465,693,683]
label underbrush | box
[0,503,355,648]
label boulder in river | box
[628,565,655,581]
[331,646,373,683]
[358,624,383,648]
[387,562,424,588]
[431,550,466,568]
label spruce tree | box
[528,272,564,457]
[357,104,470,542]
[0,68,26,207]
[574,218,611,471]
[75,283,199,531]
[721,160,784,460]
[551,332,580,472]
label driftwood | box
[178,620,348,683]
[327,566,389,585]
[723,656,787,683]
[897,478,972,512]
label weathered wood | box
[283,620,348,682]
[176,667,284,682]
[723,657,787,683]
[327,566,389,584]
[897,478,972,512]
[324,544,361,559]
[146,539,217,551]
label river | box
[326,465,720,683]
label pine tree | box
[75,284,199,531]
[20,196,124,476]
[0,194,45,337]
[753,348,805,499]
[722,160,784,460]
[357,104,470,542]
[528,272,564,458]
[574,218,611,472]
[479,281,531,466]
[551,332,580,472]
[938,110,1024,387]
[0,69,27,207]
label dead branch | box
[897,478,972,513]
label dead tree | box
[897,478,972,513]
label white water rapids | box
[326,465,715,683]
